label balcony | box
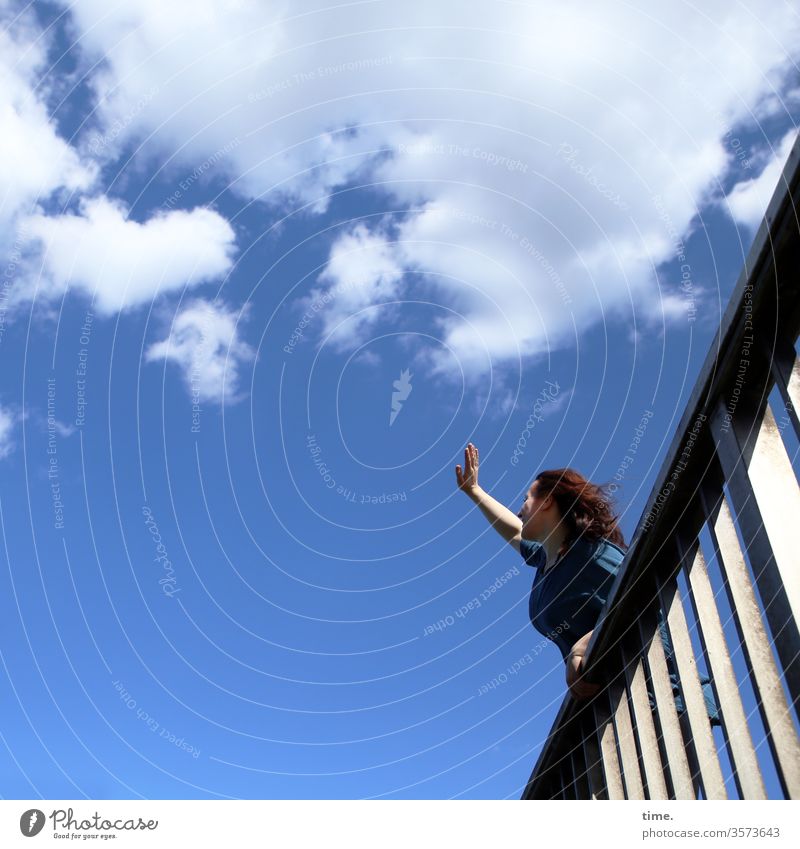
[522,132,800,800]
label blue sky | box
[0,0,799,799]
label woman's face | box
[517,480,557,539]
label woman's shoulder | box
[566,533,625,567]
[597,537,626,556]
[519,537,546,568]
[591,536,627,569]
[521,534,627,572]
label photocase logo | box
[19,809,46,837]
[389,368,413,425]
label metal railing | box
[522,132,800,800]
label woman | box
[455,443,624,699]
[455,443,721,724]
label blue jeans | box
[649,616,722,727]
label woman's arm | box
[565,630,601,700]
[456,443,523,547]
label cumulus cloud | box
[0,404,17,460]
[0,4,97,318]
[0,6,238,322]
[0,15,96,232]
[723,129,797,229]
[22,196,237,315]
[299,223,404,348]
[31,0,800,375]
[56,0,371,212]
[145,298,256,404]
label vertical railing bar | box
[744,401,800,625]
[581,711,608,800]
[542,769,558,801]
[551,771,563,800]
[653,722,677,800]
[538,765,557,801]
[699,477,800,798]
[593,690,626,799]
[545,755,567,800]
[608,671,645,799]
[531,723,586,800]
[639,610,696,798]
[675,522,767,798]
[763,329,800,444]
[655,561,728,799]
[710,398,800,700]
[620,656,651,799]
[561,757,578,799]
[570,745,590,800]
[620,640,670,799]
[550,741,577,800]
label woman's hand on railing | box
[566,631,601,700]
[455,443,480,494]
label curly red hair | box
[533,467,626,556]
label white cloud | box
[723,129,797,229]
[22,196,237,315]
[0,404,16,460]
[0,16,96,232]
[0,5,97,321]
[15,0,800,375]
[0,6,240,322]
[753,84,800,122]
[55,0,368,212]
[145,298,256,404]
[299,223,404,348]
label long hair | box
[533,468,626,556]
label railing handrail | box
[522,129,800,799]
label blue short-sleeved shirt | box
[520,534,721,725]
[520,533,622,661]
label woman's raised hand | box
[455,442,480,494]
